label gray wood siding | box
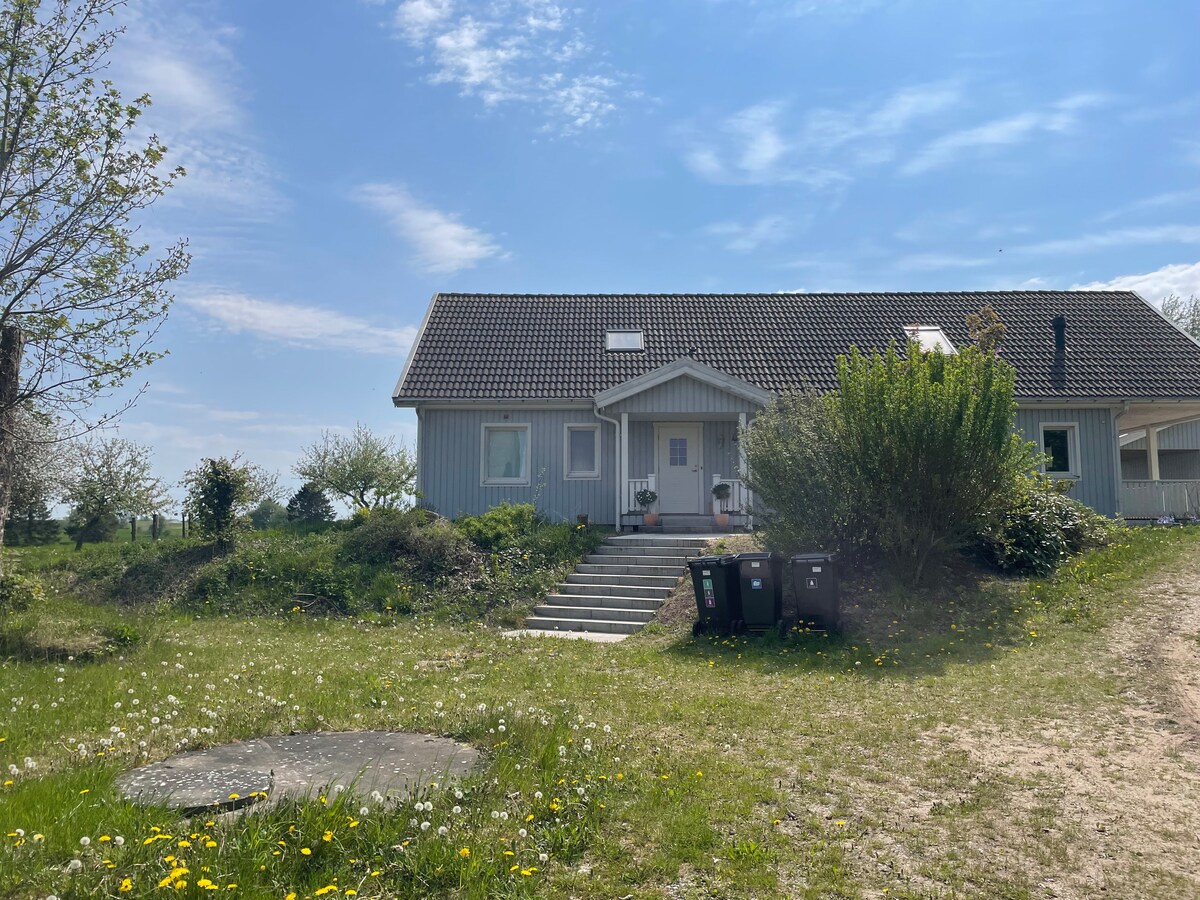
[1123,420,1200,450]
[417,408,617,524]
[605,376,762,415]
[1015,407,1118,515]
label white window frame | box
[563,423,601,480]
[480,423,531,486]
[1039,422,1080,478]
[903,324,956,354]
[605,329,644,351]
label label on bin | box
[806,577,819,589]
[750,561,761,568]
[705,594,715,608]
[701,569,711,576]
[702,578,713,591]
[812,566,822,573]
[751,578,763,590]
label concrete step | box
[601,537,712,549]
[556,582,673,600]
[637,525,722,534]
[543,593,663,611]
[576,562,685,577]
[584,553,695,567]
[565,572,681,589]
[533,604,655,623]
[523,616,644,635]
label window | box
[903,325,956,354]
[605,329,644,351]
[668,437,688,467]
[1040,424,1078,477]
[481,424,530,485]
[564,424,601,479]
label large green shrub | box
[980,477,1116,575]
[745,339,1037,584]
[339,508,476,578]
[455,502,538,551]
[0,573,44,613]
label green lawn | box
[2,527,1199,899]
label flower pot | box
[643,512,660,526]
[713,512,730,528]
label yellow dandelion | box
[459,847,470,858]
[300,848,312,856]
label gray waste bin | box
[790,552,840,630]
[735,552,783,632]
[689,554,741,635]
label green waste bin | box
[790,552,840,630]
[735,552,784,633]
[688,555,741,635]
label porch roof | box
[594,356,774,412]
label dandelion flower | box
[459,847,470,858]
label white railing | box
[1121,480,1200,518]
[711,474,750,515]
[625,474,655,513]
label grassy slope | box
[1,528,1199,898]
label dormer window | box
[606,329,644,352]
[903,325,956,354]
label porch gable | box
[594,357,773,416]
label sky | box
[94,0,1200,507]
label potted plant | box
[636,488,659,526]
[711,482,732,528]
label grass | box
[1,526,1199,898]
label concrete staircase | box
[524,535,713,635]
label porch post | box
[1147,427,1161,482]
[620,413,629,519]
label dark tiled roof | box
[394,291,1200,401]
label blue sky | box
[105,0,1200,506]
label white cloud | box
[385,0,627,134]
[1010,225,1200,257]
[683,83,960,187]
[353,183,503,274]
[892,253,996,272]
[1098,189,1200,223]
[115,1,284,219]
[181,290,418,355]
[704,215,790,253]
[902,93,1108,175]
[1073,261,1200,303]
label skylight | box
[605,329,644,351]
[903,325,956,354]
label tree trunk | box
[0,324,26,578]
[130,517,137,543]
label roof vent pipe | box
[1052,314,1067,352]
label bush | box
[0,573,44,613]
[339,508,476,578]
[455,502,538,551]
[979,477,1116,575]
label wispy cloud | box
[383,0,627,134]
[117,0,284,217]
[902,93,1108,175]
[1098,189,1200,223]
[1010,225,1200,257]
[704,215,791,253]
[682,83,961,186]
[892,253,997,272]
[181,289,418,355]
[353,183,503,274]
[1073,261,1200,303]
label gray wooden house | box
[393,291,1200,526]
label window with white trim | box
[482,424,530,485]
[605,329,644,351]
[1040,424,1078,477]
[903,325,956,354]
[564,424,601,479]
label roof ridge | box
[433,290,1139,298]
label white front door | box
[656,424,703,513]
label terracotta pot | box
[643,512,660,525]
[713,512,730,528]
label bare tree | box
[0,0,189,571]
[1162,293,1200,340]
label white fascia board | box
[595,357,774,408]
[391,292,440,407]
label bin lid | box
[791,551,837,563]
[690,554,738,566]
[736,552,779,562]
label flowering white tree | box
[294,425,416,512]
[62,438,167,549]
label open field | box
[2,527,1200,898]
